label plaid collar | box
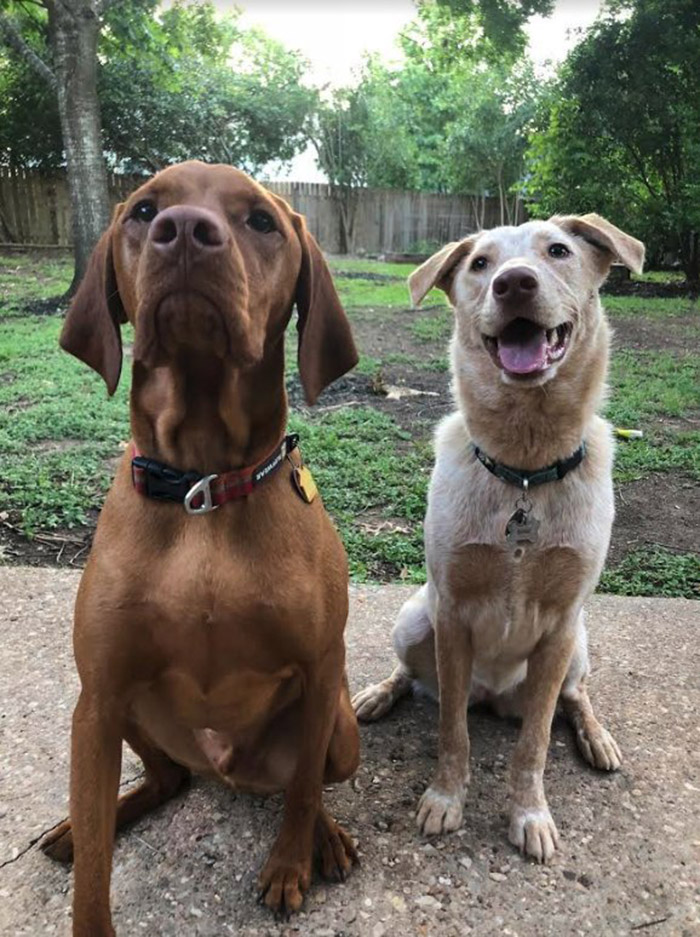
[131,434,299,514]
[470,440,586,491]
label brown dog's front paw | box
[258,855,312,916]
[314,809,358,882]
[39,819,74,864]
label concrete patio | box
[1,567,698,936]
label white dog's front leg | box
[509,621,577,863]
[416,599,472,836]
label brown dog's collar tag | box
[292,464,318,504]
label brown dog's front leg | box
[69,692,123,937]
[258,649,349,915]
[416,600,472,836]
[509,623,577,863]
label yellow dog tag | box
[292,465,318,503]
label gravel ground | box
[0,567,698,936]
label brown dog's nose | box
[492,266,539,302]
[149,206,227,255]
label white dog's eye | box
[471,256,488,271]
[549,243,570,258]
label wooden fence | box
[0,168,524,254]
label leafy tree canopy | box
[313,0,543,221]
[523,0,700,282]
[0,0,316,173]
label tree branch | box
[0,11,56,90]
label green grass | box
[0,316,130,533]
[599,549,699,599]
[328,257,417,279]
[288,407,430,582]
[0,252,72,317]
[329,257,444,309]
[607,350,700,481]
[633,269,687,284]
[1,252,697,597]
[335,277,415,309]
[604,294,700,318]
[411,308,453,343]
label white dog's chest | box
[425,445,614,679]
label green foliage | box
[599,549,699,599]
[287,407,430,582]
[0,2,62,169]
[411,309,453,343]
[0,314,130,533]
[335,277,417,310]
[435,0,554,57]
[524,0,700,282]
[0,0,315,172]
[312,1,545,205]
[0,251,71,315]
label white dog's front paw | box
[416,786,464,836]
[576,723,622,771]
[351,681,397,722]
[509,805,559,863]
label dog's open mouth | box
[483,318,572,377]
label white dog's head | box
[409,214,644,390]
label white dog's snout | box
[492,265,540,302]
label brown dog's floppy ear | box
[550,213,645,274]
[409,235,478,306]
[60,221,127,396]
[292,213,358,405]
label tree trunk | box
[335,186,358,255]
[47,1,110,295]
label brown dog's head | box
[409,213,644,389]
[60,161,357,404]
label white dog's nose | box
[493,266,539,303]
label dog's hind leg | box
[352,584,436,722]
[41,721,190,864]
[559,611,622,771]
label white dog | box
[353,214,644,862]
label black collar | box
[470,441,586,491]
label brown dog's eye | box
[247,210,276,234]
[131,200,158,223]
[471,256,488,271]
[549,243,570,258]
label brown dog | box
[40,160,361,933]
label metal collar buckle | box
[184,474,219,515]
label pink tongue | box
[498,329,547,374]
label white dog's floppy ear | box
[409,235,478,306]
[550,213,645,274]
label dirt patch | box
[288,368,451,436]
[0,296,66,319]
[608,471,699,565]
[602,278,695,298]
[0,517,94,567]
[611,315,699,354]
[2,304,697,575]
[333,269,404,283]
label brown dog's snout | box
[149,206,227,257]
[492,266,539,303]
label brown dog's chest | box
[81,479,347,719]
